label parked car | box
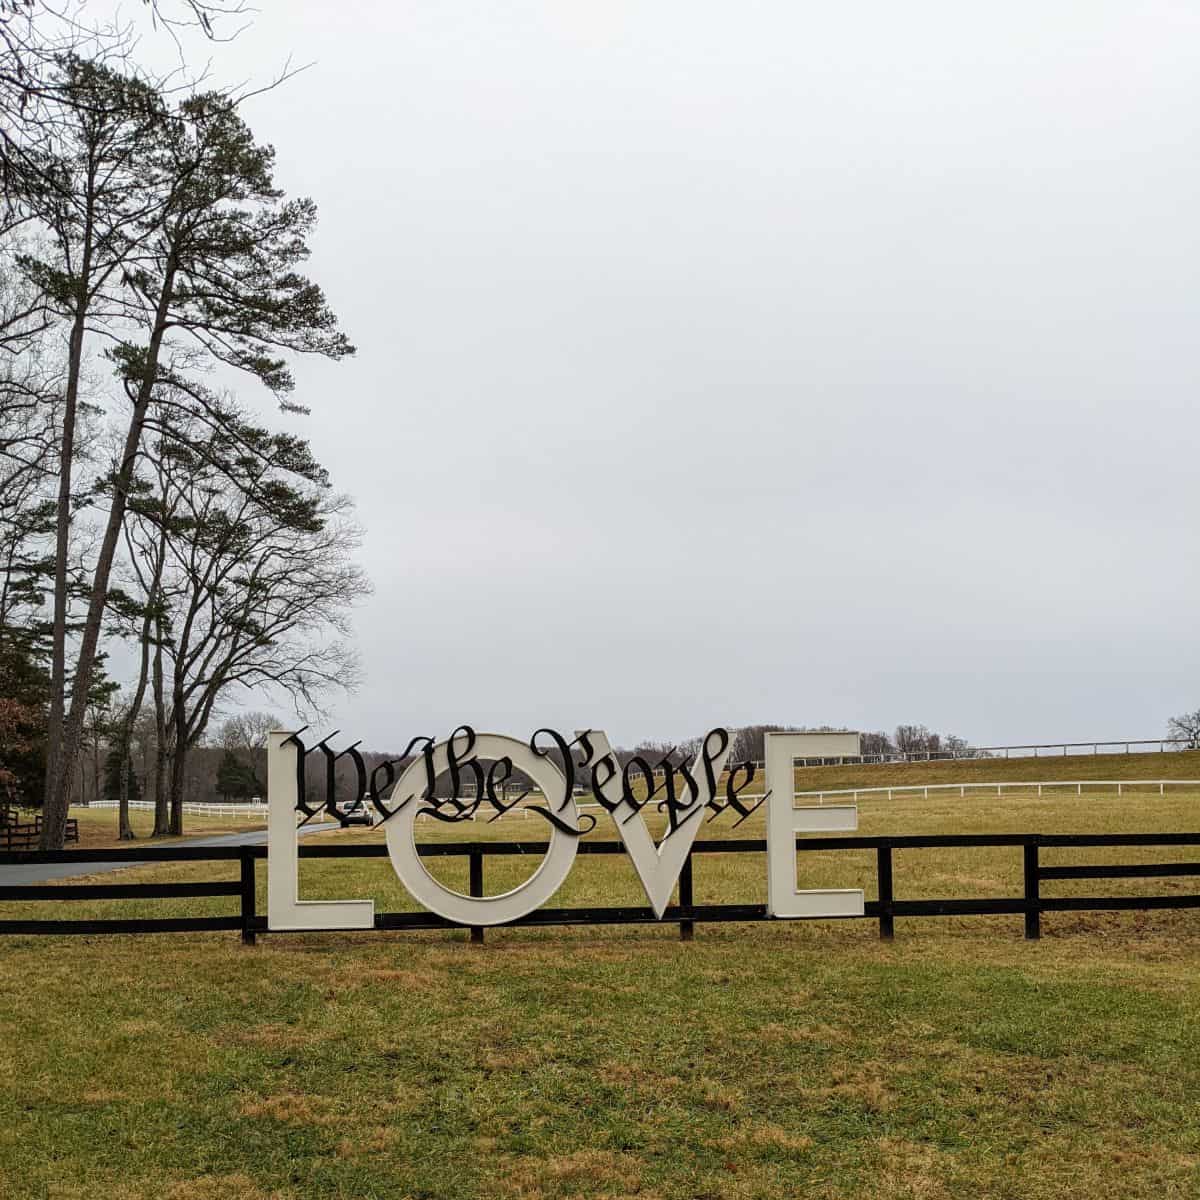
[341,796,374,827]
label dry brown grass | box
[792,748,1200,791]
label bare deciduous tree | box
[859,731,894,759]
[894,724,939,755]
[219,711,278,753]
[122,410,365,833]
[1168,709,1200,750]
[2,1,246,175]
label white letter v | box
[582,730,732,919]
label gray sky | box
[125,2,1200,749]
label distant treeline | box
[59,711,1200,823]
[61,719,977,814]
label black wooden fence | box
[2,833,1199,943]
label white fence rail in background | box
[788,737,1199,768]
[80,800,267,819]
[570,779,1200,814]
[533,737,1199,782]
[793,779,1200,803]
[77,779,1200,823]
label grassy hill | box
[793,748,1200,791]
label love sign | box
[266,728,865,932]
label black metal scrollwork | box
[367,734,434,822]
[287,724,759,837]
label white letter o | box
[384,732,579,926]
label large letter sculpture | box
[585,729,733,918]
[267,730,375,932]
[764,731,865,919]
[385,732,581,925]
[266,724,868,931]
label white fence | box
[748,739,1198,770]
[79,778,1200,825]
[80,800,267,820]
[792,779,1200,804]
[550,738,1199,783]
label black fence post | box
[679,854,694,942]
[469,851,484,944]
[876,844,895,940]
[239,848,256,946]
[1023,841,1041,940]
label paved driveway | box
[0,823,340,885]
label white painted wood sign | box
[267,727,865,932]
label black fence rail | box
[2,833,1199,943]
[0,812,78,850]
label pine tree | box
[215,749,255,802]
[40,83,353,847]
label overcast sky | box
[119,2,1200,749]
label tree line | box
[0,3,366,845]
[716,724,976,764]
[280,722,985,810]
[35,701,1200,821]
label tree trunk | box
[152,634,170,835]
[153,741,170,836]
[91,724,101,806]
[117,552,157,841]
[41,266,176,848]
[167,660,195,836]
[169,736,186,836]
[41,295,89,845]
[118,764,135,839]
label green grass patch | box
[1,788,1199,1198]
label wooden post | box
[876,845,894,940]
[469,851,484,944]
[679,854,694,942]
[240,848,257,945]
[1023,842,1040,940]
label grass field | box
[1,765,1199,1198]
[64,806,266,850]
[792,748,1200,791]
